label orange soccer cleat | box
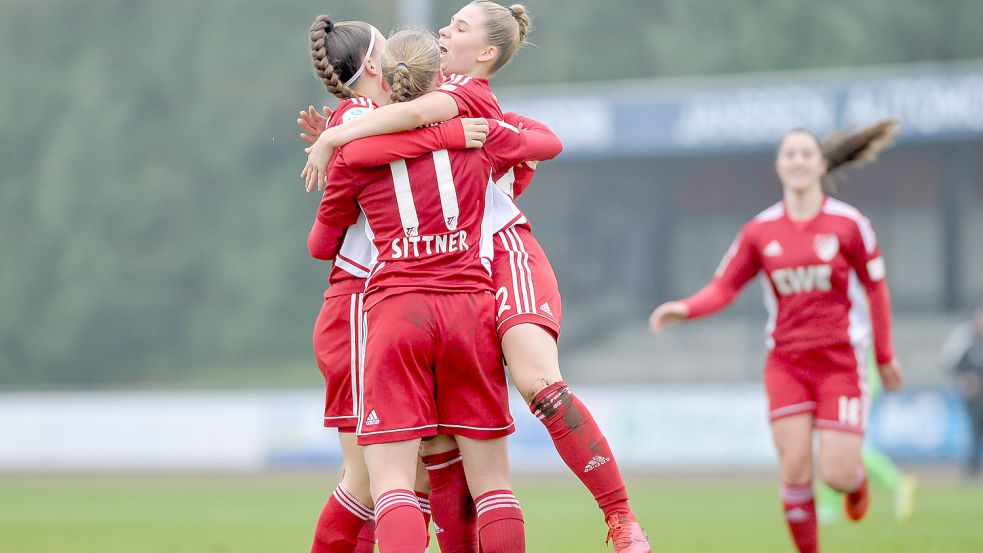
[845,478,870,522]
[605,512,651,553]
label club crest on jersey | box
[813,234,839,262]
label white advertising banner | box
[15,386,944,472]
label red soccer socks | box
[531,382,631,518]
[374,489,428,553]
[422,449,478,552]
[311,486,373,553]
[475,490,525,553]
[781,482,818,553]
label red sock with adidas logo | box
[374,489,428,553]
[475,490,525,553]
[422,449,478,552]
[311,485,373,553]
[530,381,630,519]
[781,482,818,553]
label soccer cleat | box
[844,478,870,522]
[894,474,918,523]
[605,512,651,553]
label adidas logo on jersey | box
[583,455,611,473]
[433,522,444,534]
[763,240,784,257]
[364,410,380,426]
[539,302,553,316]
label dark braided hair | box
[309,15,374,99]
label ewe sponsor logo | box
[771,265,832,296]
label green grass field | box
[1,473,981,552]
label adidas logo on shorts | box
[583,454,610,473]
[364,410,380,426]
[539,302,553,316]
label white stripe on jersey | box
[389,159,420,236]
[823,198,877,253]
[432,149,460,230]
[760,274,778,350]
[754,201,785,222]
[846,268,873,348]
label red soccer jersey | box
[318,97,379,298]
[439,74,503,119]
[682,197,895,364]
[314,118,561,310]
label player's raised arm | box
[308,157,361,260]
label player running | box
[308,27,562,552]
[649,120,904,553]
[301,3,650,549]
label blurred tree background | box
[2,0,982,387]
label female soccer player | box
[300,3,650,549]
[649,120,905,553]
[309,27,562,552]
[302,16,487,552]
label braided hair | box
[309,15,375,99]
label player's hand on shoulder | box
[649,301,689,334]
[298,105,332,145]
[301,131,337,193]
[878,359,904,391]
[461,118,489,148]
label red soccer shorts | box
[312,293,364,433]
[764,344,870,435]
[491,222,562,340]
[356,292,515,445]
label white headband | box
[344,25,378,87]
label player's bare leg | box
[456,436,525,553]
[339,432,373,505]
[502,323,649,552]
[771,414,818,553]
[818,429,867,521]
[421,434,478,552]
[364,439,429,553]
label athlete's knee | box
[776,449,812,484]
[519,377,558,404]
[819,461,857,492]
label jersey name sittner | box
[391,230,469,259]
